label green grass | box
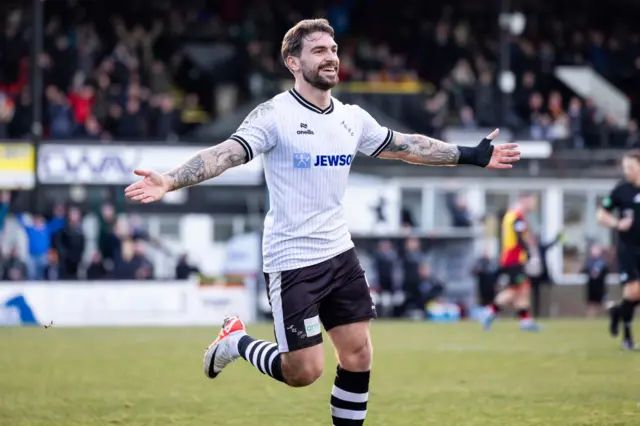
[1,320,639,426]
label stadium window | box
[158,215,181,238]
[400,188,422,228]
[485,191,510,217]
[562,192,588,273]
[213,217,234,242]
[245,216,263,233]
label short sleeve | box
[229,100,278,162]
[357,107,394,157]
[602,186,620,211]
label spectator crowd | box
[0,191,199,281]
[1,0,639,148]
[0,4,210,142]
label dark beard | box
[302,66,336,91]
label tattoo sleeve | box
[378,132,460,166]
[163,140,247,191]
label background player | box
[124,19,520,425]
[482,193,540,331]
[597,150,640,350]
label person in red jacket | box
[68,84,95,126]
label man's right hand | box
[617,216,633,231]
[125,169,171,203]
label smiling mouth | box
[320,66,338,75]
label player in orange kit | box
[481,193,541,331]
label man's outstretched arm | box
[377,132,460,166]
[375,129,519,169]
[164,140,247,191]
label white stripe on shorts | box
[268,272,289,352]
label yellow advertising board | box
[0,142,35,188]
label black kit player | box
[124,19,520,424]
[597,150,640,350]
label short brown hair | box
[281,19,335,62]
[624,149,640,163]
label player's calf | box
[235,333,324,387]
[236,334,287,383]
[481,288,514,329]
[619,281,640,346]
[514,287,540,332]
[607,301,621,337]
[328,321,373,426]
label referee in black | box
[597,150,640,350]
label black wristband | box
[457,146,481,167]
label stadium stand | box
[0,0,636,319]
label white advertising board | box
[0,281,255,327]
[38,144,263,186]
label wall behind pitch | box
[0,281,255,327]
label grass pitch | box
[1,320,639,426]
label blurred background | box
[0,0,637,326]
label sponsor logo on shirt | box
[293,153,354,168]
[313,154,353,167]
[293,153,312,168]
[304,315,321,337]
[297,123,315,135]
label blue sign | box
[0,294,38,326]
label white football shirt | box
[229,89,393,273]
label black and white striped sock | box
[237,335,285,382]
[330,367,370,425]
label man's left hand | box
[480,129,521,169]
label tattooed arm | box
[126,101,275,204]
[377,132,461,166]
[375,129,519,169]
[164,140,247,191]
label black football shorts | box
[264,248,377,353]
[617,243,640,285]
[501,264,529,288]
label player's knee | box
[281,352,324,387]
[496,290,513,305]
[285,362,323,387]
[338,336,372,372]
[624,281,640,300]
[514,299,530,309]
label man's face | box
[134,241,145,256]
[102,204,114,221]
[522,194,538,212]
[69,207,81,224]
[296,31,339,91]
[33,215,45,228]
[623,156,640,183]
[405,238,420,252]
[378,240,392,252]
